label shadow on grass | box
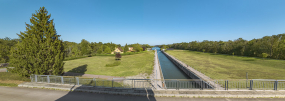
[63,64,87,77]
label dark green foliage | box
[9,7,65,77]
[0,37,18,63]
[104,46,111,54]
[80,39,91,55]
[105,61,121,67]
[168,34,285,60]
[96,47,103,54]
[124,43,129,53]
[132,43,143,52]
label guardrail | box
[30,74,285,90]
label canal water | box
[152,47,190,79]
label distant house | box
[111,47,124,54]
[147,48,152,51]
[128,47,134,52]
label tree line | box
[164,34,285,60]
[0,37,152,63]
[63,39,152,58]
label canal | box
[152,47,190,79]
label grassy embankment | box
[0,72,30,87]
[64,51,154,77]
[166,50,285,79]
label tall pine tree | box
[9,7,65,77]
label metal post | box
[274,80,278,91]
[47,76,50,83]
[201,80,203,90]
[35,75,38,82]
[176,80,178,90]
[238,82,239,90]
[246,72,248,88]
[93,78,96,86]
[249,80,253,90]
[227,80,228,90]
[112,78,114,88]
[134,80,136,88]
[224,80,226,90]
[263,82,264,90]
[103,80,104,87]
[61,76,64,84]
[76,77,79,85]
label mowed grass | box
[166,50,285,79]
[0,72,30,87]
[64,51,154,77]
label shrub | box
[105,61,121,67]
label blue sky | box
[1,0,285,45]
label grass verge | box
[64,51,154,77]
[166,50,285,79]
[0,72,30,87]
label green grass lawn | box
[166,50,285,79]
[0,72,30,87]
[64,51,154,77]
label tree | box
[80,39,91,55]
[9,7,65,77]
[115,53,121,60]
[104,46,111,54]
[0,37,18,63]
[132,43,142,52]
[97,48,103,54]
[261,53,268,60]
[71,44,81,57]
[0,44,10,63]
[124,43,129,53]
[202,49,205,53]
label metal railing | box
[30,74,285,90]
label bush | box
[105,61,121,67]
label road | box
[1,87,285,101]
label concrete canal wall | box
[162,51,222,89]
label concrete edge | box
[18,84,285,98]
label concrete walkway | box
[2,86,285,101]
[63,72,124,79]
[152,49,163,89]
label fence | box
[30,74,285,90]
